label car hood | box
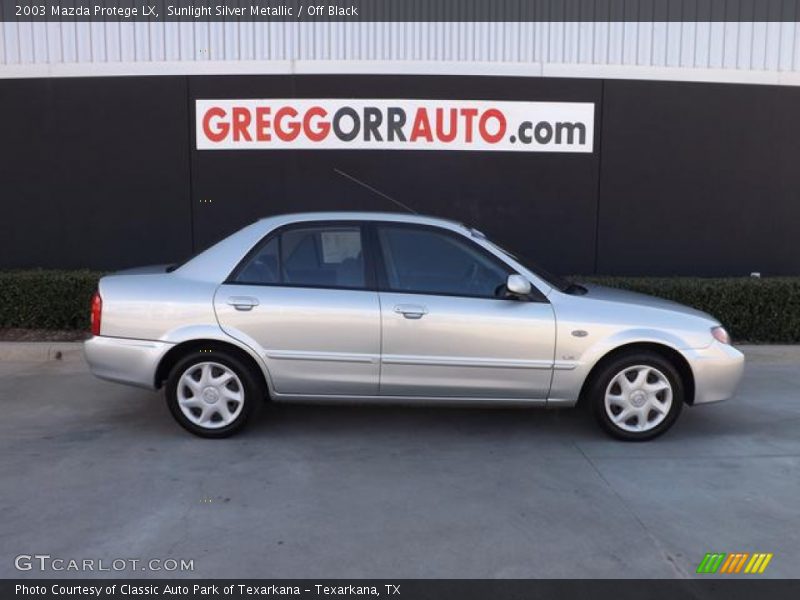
[579,283,718,323]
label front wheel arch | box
[577,342,695,408]
[155,339,270,401]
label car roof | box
[257,211,468,232]
[176,211,472,282]
[177,209,554,296]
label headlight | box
[711,326,731,345]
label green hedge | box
[581,277,800,343]
[1,270,799,342]
[0,270,102,330]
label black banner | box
[3,0,800,22]
[5,580,800,600]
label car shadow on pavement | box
[75,380,786,452]
[248,400,602,442]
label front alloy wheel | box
[166,351,260,438]
[590,351,684,441]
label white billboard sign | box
[196,99,594,153]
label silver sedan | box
[84,212,744,440]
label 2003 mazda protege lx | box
[84,212,744,440]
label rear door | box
[214,222,380,396]
[374,223,556,399]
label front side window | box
[234,225,366,289]
[377,225,510,298]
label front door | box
[215,222,380,396]
[374,223,556,399]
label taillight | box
[90,291,102,336]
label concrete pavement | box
[0,346,798,578]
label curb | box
[738,344,800,363]
[0,341,798,363]
[0,342,85,362]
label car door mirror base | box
[506,274,532,298]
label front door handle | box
[227,296,259,311]
[394,304,428,319]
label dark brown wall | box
[0,77,192,270]
[597,79,800,276]
[1,74,798,276]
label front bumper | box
[684,340,745,405]
[84,336,172,390]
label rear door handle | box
[227,296,259,311]
[394,304,428,319]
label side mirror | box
[506,274,532,298]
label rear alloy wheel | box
[166,351,260,438]
[590,351,684,441]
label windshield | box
[475,231,573,292]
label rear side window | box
[234,225,366,290]
[235,237,279,284]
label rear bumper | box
[685,341,745,405]
[84,336,172,390]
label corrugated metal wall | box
[2,21,800,73]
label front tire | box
[165,350,261,438]
[589,351,684,441]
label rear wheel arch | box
[578,342,695,407]
[155,339,271,400]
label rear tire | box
[588,350,684,441]
[165,349,262,438]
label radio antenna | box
[334,168,419,215]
